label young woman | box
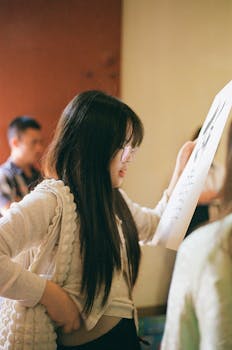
[161,122,232,350]
[0,91,194,350]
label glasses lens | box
[121,146,129,162]
[121,146,136,162]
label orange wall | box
[0,0,121,163]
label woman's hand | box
[40,280,81,333]
[167,140,196,197]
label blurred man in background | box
[0,116,43,216]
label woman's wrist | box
[40,280,54,307]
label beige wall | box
[121,0,232,308]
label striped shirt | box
[0,158,41,216]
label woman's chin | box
[112,178,124,188]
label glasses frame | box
[120,145,137,162]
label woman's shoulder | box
[35,178,65,191]
[11,179,60,213]
[33,178,77,216]
[34,179,73,201]
[179,214,232,261]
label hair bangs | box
[126,113,144,148]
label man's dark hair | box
[8,116,41,141]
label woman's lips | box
[119,169,126,177]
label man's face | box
[16,128,43,165]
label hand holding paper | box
[152,80,232,250]
[166,140,196,198]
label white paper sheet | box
[152,80,232,250]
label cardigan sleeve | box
[119,189,169,243]
[0,189,57,307]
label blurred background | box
[1,0,232,338]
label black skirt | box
[57,318,141,350]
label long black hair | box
[43,91,144,313]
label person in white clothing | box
[161,121,232,350]
[0,90,194,350]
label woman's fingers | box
[167,140,196,196]
[177,140,196,173]
[61,317,81,334]
[62,324,73,334]
[73,317,81,330]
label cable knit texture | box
[0,179,78,349]
[0,180,169,349]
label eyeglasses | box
[121,145,138,162]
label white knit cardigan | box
[0,179,78,350]
[0,179,170,349]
